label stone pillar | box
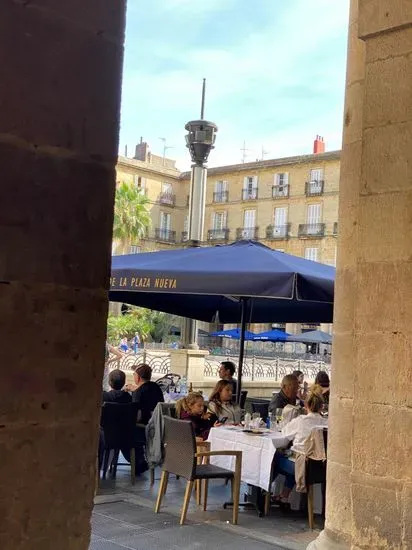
[309,1,412,549]
[170,349,209,386]
[0,3,125,550]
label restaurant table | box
[208,425,323,515]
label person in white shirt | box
[271,384,327,504]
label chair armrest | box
[195,450,242,459]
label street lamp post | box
[183,79,218,348]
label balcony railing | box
[207,228,230,241]
[333,222,338,236]
[298,223,326,238]
[159,192,176,206]
[155,228,176,243]
[305,180,324,196]
[242,188,258,201]
[272,184,289,199]
[236,226,259,240]
[266,223,291,240]
[181,231,188,242]
[213,191,229,203]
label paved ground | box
[92,466,322,550]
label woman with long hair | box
[208,380,242,424]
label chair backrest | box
[101,402,139,450]
[282,404,300,426]
[159,402,177,418]
[305,427,328,485]
[239,390,248,409]
[251,401,269,420]
[163,416,196,479]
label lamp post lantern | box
[183,79,218,347]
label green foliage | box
[106,307,181,345]
[113,181,151,243]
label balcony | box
[159,192,176,206]
[266,223,291,240]
[236,226,259,240]
[207,228,230,242]
[333,222,338,236]
[298,223,325,238]
[213,191,229,203]
[305,180,324,196]
[242,188,258,201]
[181,231,188,243]
[155,228,176,243]
[272,184,289,199]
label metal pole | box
[200,78,206,119]
[236,298,247,404]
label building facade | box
[116,137,340,334]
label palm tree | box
[112,181,151,254]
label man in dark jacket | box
[126,363,164,425]
[102,369,132,404]
[269,374,300,413]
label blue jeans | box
[272,450,295,490]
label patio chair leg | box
[155,470,168,513]
[308,485,314,529]
[264,491,271,516]
[232,473,241,525]
[111,449,120,479]
[130,448,136,485]
[102,450,111,480]
[196,479,202,506]
[180,480,194,525]
[203,479,209,511]
[150,468,155,486]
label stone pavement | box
[92,466,322,550]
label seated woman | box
[175,392,216,440]
[272,384,327,503]
[208,380,242,425]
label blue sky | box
[119,0,350,170]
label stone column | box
[309,1,412,549]
[170,349,209,385]
[0,3,125,550]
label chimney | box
[134,138,149,161]
[313,135,325,154]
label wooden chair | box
[306,428,328,529]
[155,417,242,525]
[100,402,139,485]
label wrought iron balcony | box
[181,231,188,242]
[266,223,291,240]
[207,228,230,241]
[236,226,259,240]
[155,228,176,243]
[305,180,324,196]
[159,192,176,206]
[333,222,338,236]
[298,223,326,238]
[242,188,258,201]
[213,191,229,203]
[272,184,289,199]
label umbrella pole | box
[236,298,247,405]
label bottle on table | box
[180,376,187,395]
[189,382,193,393]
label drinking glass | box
[251,412,261,429]
[275,408,283,430]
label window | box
[273,173,289,197]
[310,168,323,182]
[272,207,288,237]
[306,204,322,235]
[305,247,319,262]
[213,211,227,230]
[160,212,171,230]
[242,209,256,238]
[162,182,172,194]
[243,176,258,199]
[214,180,228,202]
[308,168,324,194]
[184,216,188,233]
[134,175,146,191]
[129,245,140,254]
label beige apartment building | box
[115,137,340,333]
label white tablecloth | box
[208,426,289,491]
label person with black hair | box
[102,369,131,404]
[218,360,237,395]
[314,370,330,404]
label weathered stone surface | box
[327,396,353,466]
[324,462,352,537]
[0,144,115,288]
[0,3,123,160]
[359,0,412,39]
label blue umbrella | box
[252,329,291,342]
[110,241,335,402]
[209,328,257,340]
